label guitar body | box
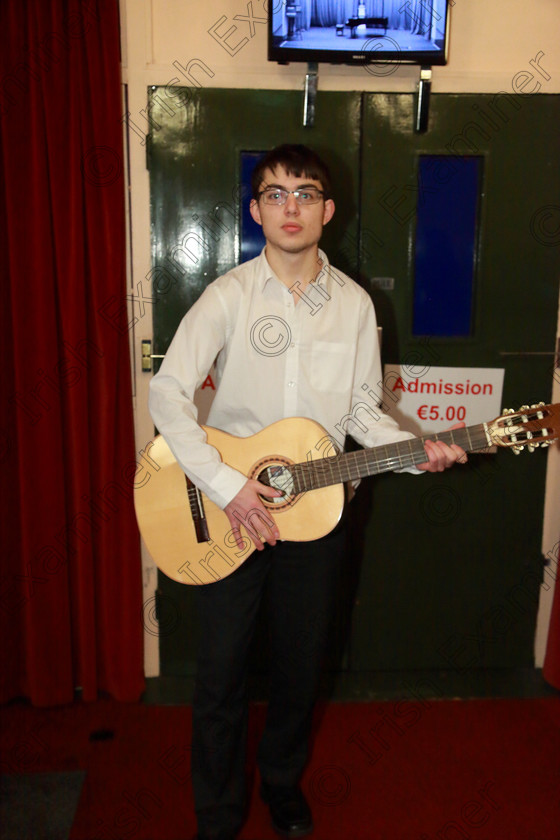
[135,402,560,585]
[135,417,345,585]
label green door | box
[353,93,559,679]
[148,87,362,680]
[147,88,559,694]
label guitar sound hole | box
[256,463,296,508]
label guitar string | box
[261,410,555,496]
[289,426,490,493]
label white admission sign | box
[382,365,505,438]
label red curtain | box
[0,0,144,705]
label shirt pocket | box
[310,341,354,393]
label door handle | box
[141,339,164,372]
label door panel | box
[352,93,559,671]
[148,88,362,676]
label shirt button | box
[287,381,295,388]
[290,342,296,348]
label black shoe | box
[260,783,313,838]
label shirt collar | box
[257,247,330,294]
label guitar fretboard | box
[288,424,491,493]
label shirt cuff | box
[204,465,249,510]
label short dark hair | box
[251,144,332,201]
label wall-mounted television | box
[269,0,450,68]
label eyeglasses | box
[258,187,324,206]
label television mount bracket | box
[415,65,432,133]
[303,62,318,127]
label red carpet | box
[1,697,559,840]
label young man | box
[149,144,466,840]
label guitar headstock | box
[487,402,560,453]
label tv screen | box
[269,0,450,68]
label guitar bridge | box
[186,476,210,543]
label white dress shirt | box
[149,248,417,509]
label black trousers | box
[191,526,345,839]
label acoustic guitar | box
[134,403,559,585]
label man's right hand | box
[224,479,282,551]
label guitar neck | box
[293,423,490,492]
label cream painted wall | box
[536,293,560,668]
[125,0,560,93]
[120,0,560,676]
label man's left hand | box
[417,422,468,472]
